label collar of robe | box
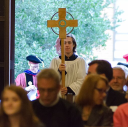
[24,69,40,76]
[59,53,78,61]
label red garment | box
[15,73,39,99]
[15,73,37,88]
[36,90,40,99]
[113,103,128,127]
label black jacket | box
[85,105,113,126]
[106,87,127,106]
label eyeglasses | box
[95,87,107,94]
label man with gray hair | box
[32,68,84,127]
[88,60,127,107]
[109,67,126,94]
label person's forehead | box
[64,37,72,42]
[113,69,125,76]
[38,78,57,87]
[88,63,98,73]
[3,90,19,98]
[30,63,39,66]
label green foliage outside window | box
[15,0,122,79]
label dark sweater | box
[32,98,84,127]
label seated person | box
[88,60,127,107]
[15,55,44,99]
[32,68,84,127]
[0,85,45,127]
[76,74,113,126]
[109,67,126,94]
[113,97,128,127]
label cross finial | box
[47,8,78,39]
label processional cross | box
[47,8,78,98]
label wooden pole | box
[47,8,78,99]
[61,39,65,98]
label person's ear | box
[28,61,31,66]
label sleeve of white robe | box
[50,57,87,95]
[68,57,87,95]
[49,57,61,75]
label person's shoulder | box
[101,105,112,112]
[15,73,26,82]
[76,57,87,67]
[51,56,60,62]
[110,88,125,97]
[109,88,127,104]
[117,103,128,110]
[114,103,128,115]
[32,99,40,106]
[77,56,85,60]
[74,56,86,63]
[52,56,59,60]
[114,89,126,98]
[34,122,45,127]
[59,98,80,111]
[16,72,25,77]
[59,98,73,106]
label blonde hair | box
[76,74,108,108]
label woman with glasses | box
[0,85,45,127]
[76,74,113,126]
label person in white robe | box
[50,34,87,96]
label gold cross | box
[47,8,78,39]
[47,8,78,90]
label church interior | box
[0,0,128,127]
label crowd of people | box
[0,34,128,127]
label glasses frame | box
[95,87,107,94]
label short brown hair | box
[37,68,61,86]
[76,74,108,108]
[88,60,113,82]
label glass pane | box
[113,0,128,60]
[114,50,128,58]
[115,34,128,41]
[115,0,128,33]
[115,41,128,50]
